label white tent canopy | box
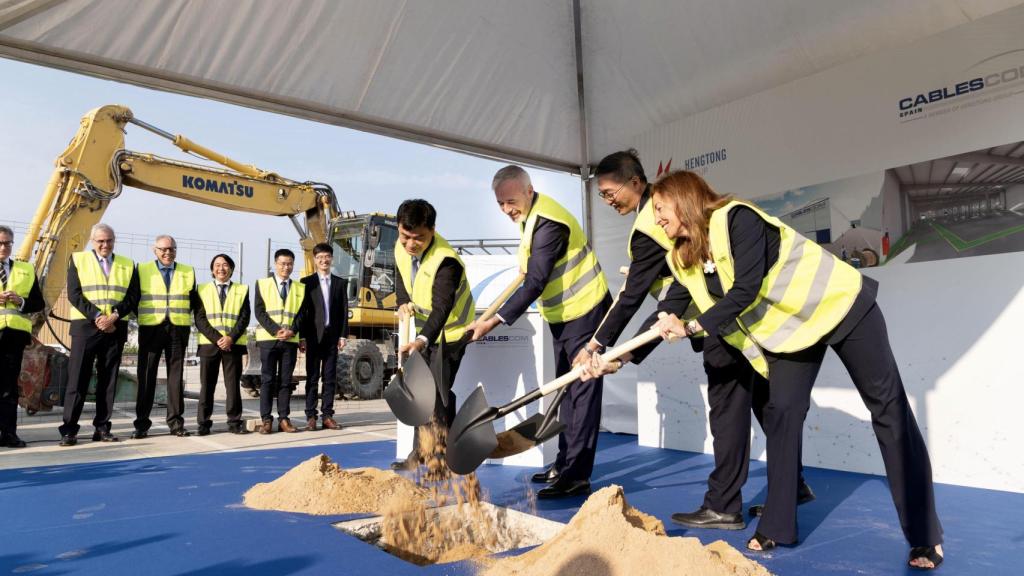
[2,0,1020,175]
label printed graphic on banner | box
[899,48,1024,123]
[750,139,1024,265]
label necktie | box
[161,266,172,288]
[279,280,289,300]
[100,257,110,277]
[0,261,7,289]
[218,283,227,306]
[321,276,330,327]
[411,257,419,284]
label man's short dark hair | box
[312,242,333,257]
[595,148,647,185]
[396,199,436,231]
[274,248,295,261]
[210,253,235,272]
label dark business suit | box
[300,273,348,420]
[395,240,468,458]
[135,263,199,435]
[0,261,44,442]
[498,217,612,483]
[193,282,250,430]
[60,253,140,437]
[254,278,305,422]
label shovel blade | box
[383,350,436,426]
[490,413,566,459]
[445,386,499,475]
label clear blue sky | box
[0,57,583,283]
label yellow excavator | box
[18,105,401,411]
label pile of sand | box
[243,454,428,515]
[481,485,771,576]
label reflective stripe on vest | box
[710,201,861,354]
[255,277,304,342]
[197,282,249,345]
[394,233,475,343]
[0,261,36,333]
[137,262,195,326]
[517,193,608,323]
[627,195,676,301]
[68,252,134,320]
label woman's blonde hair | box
[651,170,733,270]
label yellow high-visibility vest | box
[255,277,304,343]
[137,262,195,326]
[667,200,863,377]
[0,261,37,333]
[197,282,249,345]
[68,252,134,320]
[518,193,608,323]
[627,195,675,301]
[394,232,474,343]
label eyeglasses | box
[598,178,634,201]
[93,239,114,245]
[0,241,12,248]
[155,247,177,253]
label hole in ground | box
[333,502,564,566]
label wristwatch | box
[685,320,699,336]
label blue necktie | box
[279,280,289,300]
[161,266,172,288]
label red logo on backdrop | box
[656,159,673,178]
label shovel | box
[489,266,632,459]
[446,326,665,475]
[384,313,438,426]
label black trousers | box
[61,328,124,437]
[304,339,338,419]
[0,331,27,438]
[408,337,467,458]
[136,322,190,433]
[259,341,297,422]
[552,329,604,483]
[197,344,245,428]
[701,340,807,515]
[757,303,942,546]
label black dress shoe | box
[670,507,745,530]
[131,430,148,440]
[748,481,816,517]
[537,478,591,499]
[0,435,27,448]
[531,466,560,484]
[171,429,191,437]
[92,430,119,442]
[59,435,78,447]
[197,426,211,436]
[390,459,416,471]
[228,427,250,435]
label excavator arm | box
[19,105,339,323]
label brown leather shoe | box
[278,419,298,433]
[259,421,273,435]
[322,417,341,430]
[305,417,317,431]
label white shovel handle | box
[477,272,526,323]
[537,326,663,396]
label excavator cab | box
[328,213,400,399]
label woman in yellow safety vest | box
[589,170,943,570]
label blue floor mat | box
[1,433,1021,575]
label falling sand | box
[481,485,772,576]
[243,454,428,515]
